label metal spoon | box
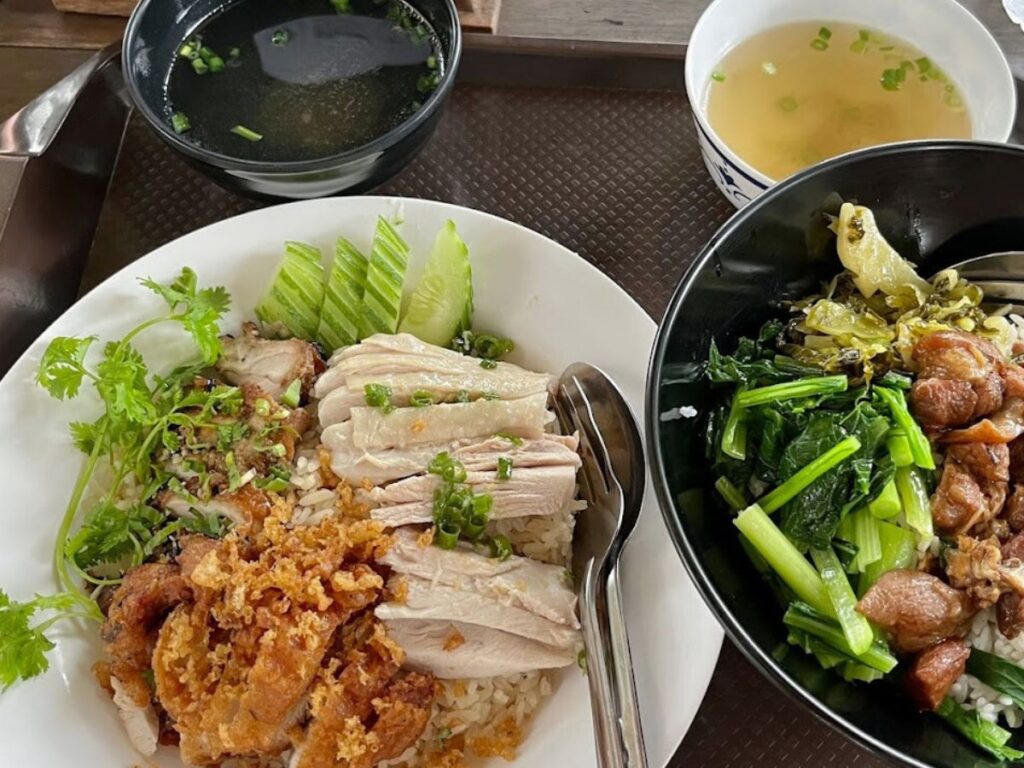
[554,362,648,768]
[942,250,1024,312]
[0,40,122,158]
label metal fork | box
[554,363,648,768]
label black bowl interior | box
[649,141,1024,768]
[123,0,459,171]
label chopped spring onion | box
[733,504,833,617]
[230,124,263,142]
[495,431,523,446]
[363,383,394,414]
[721,385,748,461]
[228,47,240,59]
[874,387,935,469]
[860,519,917,595]
[867,478,900,519]
[810,545,874,655]
[428,452,467,483]
[330,0,352,11]
[936,697,1024,761]
[253,398,271,417]
[271,29,289,45]
[497,457,512,481]
[207,55,225,73]
[317,237,369,351]
[759,436,861,514]
[480,359,498,370]
[191,58,209,75]
[281,378,301,408]
[360,217,409,337]
[715,476,747,511]
[836,507,881,572]
[179,42,196,59]
[170,112,191,134]
[783,602,897,673]
[436,523,460,549]
[711,70,726,82]
[463,512,488,540]
[410,390,435,407]
[895,466,933,543]
[490,534,512,560]
[736,375,847,408]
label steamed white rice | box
[952,609,1024,728]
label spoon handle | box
[580,558,623,768]
[606,559,649,768]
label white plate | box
[0,197,722,767]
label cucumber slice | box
[317,236,369,352]
[255,241,324,340]
[361,217,409,336]
[398,220,473,346]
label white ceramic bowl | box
[686,0,1017,207]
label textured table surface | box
[83,83,890,768]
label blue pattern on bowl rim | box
[692,117,768,207]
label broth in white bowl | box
[686,0,1015,207]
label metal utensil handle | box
[0,40,122,158]
[580,558,624,768]
[606,560,648,768]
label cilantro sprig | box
[0,268,232,691]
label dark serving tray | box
[0,43,894,768]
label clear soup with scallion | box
[706,22,971,180]
[164,0,443,163]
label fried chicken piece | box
[176,535,219,580]
[102,562,191,707]
[217,321,325,400]
[856,570,972,652]
[291,626,435,768]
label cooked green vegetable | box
[874,386,934,470]
[966,649,1024,710]
[317,237,369,352]
[721,386,748,461]
[836,507,881,572]
[255,241,325,340]
[783,602,896,673]
[860,519,917,594]
[886,429,914,467]
[810,546,874,654]
[280,378,301,408]
[936,697,1024,761]
[895,466,933,543]
[361,217,409,337]
[398,220,472,346]
[230,124,262,142]
[736,375,848,408]
[733,504,833,617]
[715,476,747,511]
[867,478,900,518]
[835,203,930,299]
[451,330,515,361]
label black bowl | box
[122,0,461,200]
[647,140,1024,768]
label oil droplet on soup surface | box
[706,22,971,180]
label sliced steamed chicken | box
[367,465,578,527]
[376,529,582,678]
[314,332,553,427]
[322,428,580,486]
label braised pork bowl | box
[648,142,1024,768]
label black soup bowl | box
[122,0,461,200]
[648,141,1024,768]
